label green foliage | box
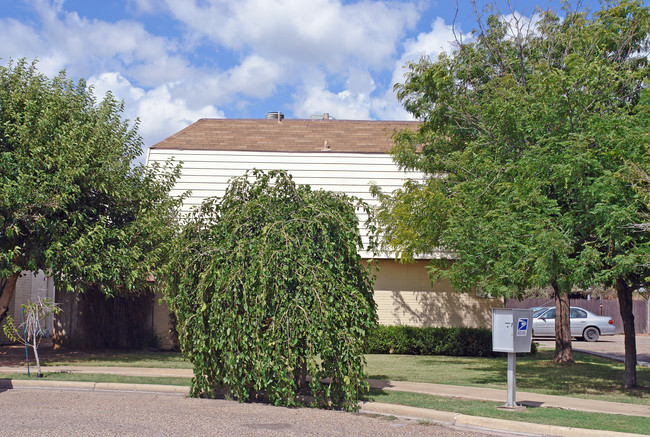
[0,59,182,295]
[364,325,507,357]
[2,297,60,343]
[163,170,378,411]
[3,297,61,374]
[374,0,650,297]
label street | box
[1,387,496,437]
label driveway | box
[535,334,650,366]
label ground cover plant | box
[162,170,378,411]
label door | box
[570,307,588,336]
[534,308,555,336]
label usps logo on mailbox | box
[517,318,528,336]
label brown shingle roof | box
[150,118,419,153]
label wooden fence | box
[505,298,649,334]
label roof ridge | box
[151,119,419,153]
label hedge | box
[364,325,537,357]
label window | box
[570,308,587,318]
[543,309,555,319]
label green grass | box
[366,350,650,405]
[362,389,650,435]
[43,351,192,369]
[2,372,191,386]
[36,348,649,405]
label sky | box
[0,0,621,152]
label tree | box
[163,170,377,411]
[373,0,649,380]
[3,297,60,377]
[0,59,182,325]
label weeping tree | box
[163,170,377,411]
[374,0,649,380]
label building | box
[0,271,56,344]
[146,114,501,347]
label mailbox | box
[492,308,534,353]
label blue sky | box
[0,0,621,150]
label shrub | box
[365,325,537,357]
[163,170,377,411]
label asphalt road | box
[1,387,496,437]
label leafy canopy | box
[163,170,377,411]
[373,0,650,298]
[0,59,182,295]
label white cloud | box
[292,16,464,122]
[294,84,372,120]
[137,85,224,145]
[127,0,161,15]
[222,55,283,99]
[391,17,463,89]
[89,72,224,149]
[0,0,190,87]
[160,0,418,71]
[292,66,412,121]
[1,0,441,149]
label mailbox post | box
[492,308,533,409]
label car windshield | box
[533,308,550,317]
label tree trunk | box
[552,282,574,363]
[294,355,308,393]
[0,272,20,324]
[615,277,637,389]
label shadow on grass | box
[42,350,187,366]
[367,350,649,400]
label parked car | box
[531,306,616,342]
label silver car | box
[532,306,616,342]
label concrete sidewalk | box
[1,364,647,418]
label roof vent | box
[266,111,284,121]
[310,113,335,120]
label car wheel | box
[583,327,599,342]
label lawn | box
[362,390,649,435]
[365,350,650,405]
[43,351,192,369]
[37,348,650,405]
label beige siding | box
[374,260,502,328]
[152,290,176,349]
[147,149,426,259]
[1,271,55,344]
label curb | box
[1,379,190,395]
[2,379,643,437]
[360,402,644,437]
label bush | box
[163,170,377,411]
[365,325,537,357]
